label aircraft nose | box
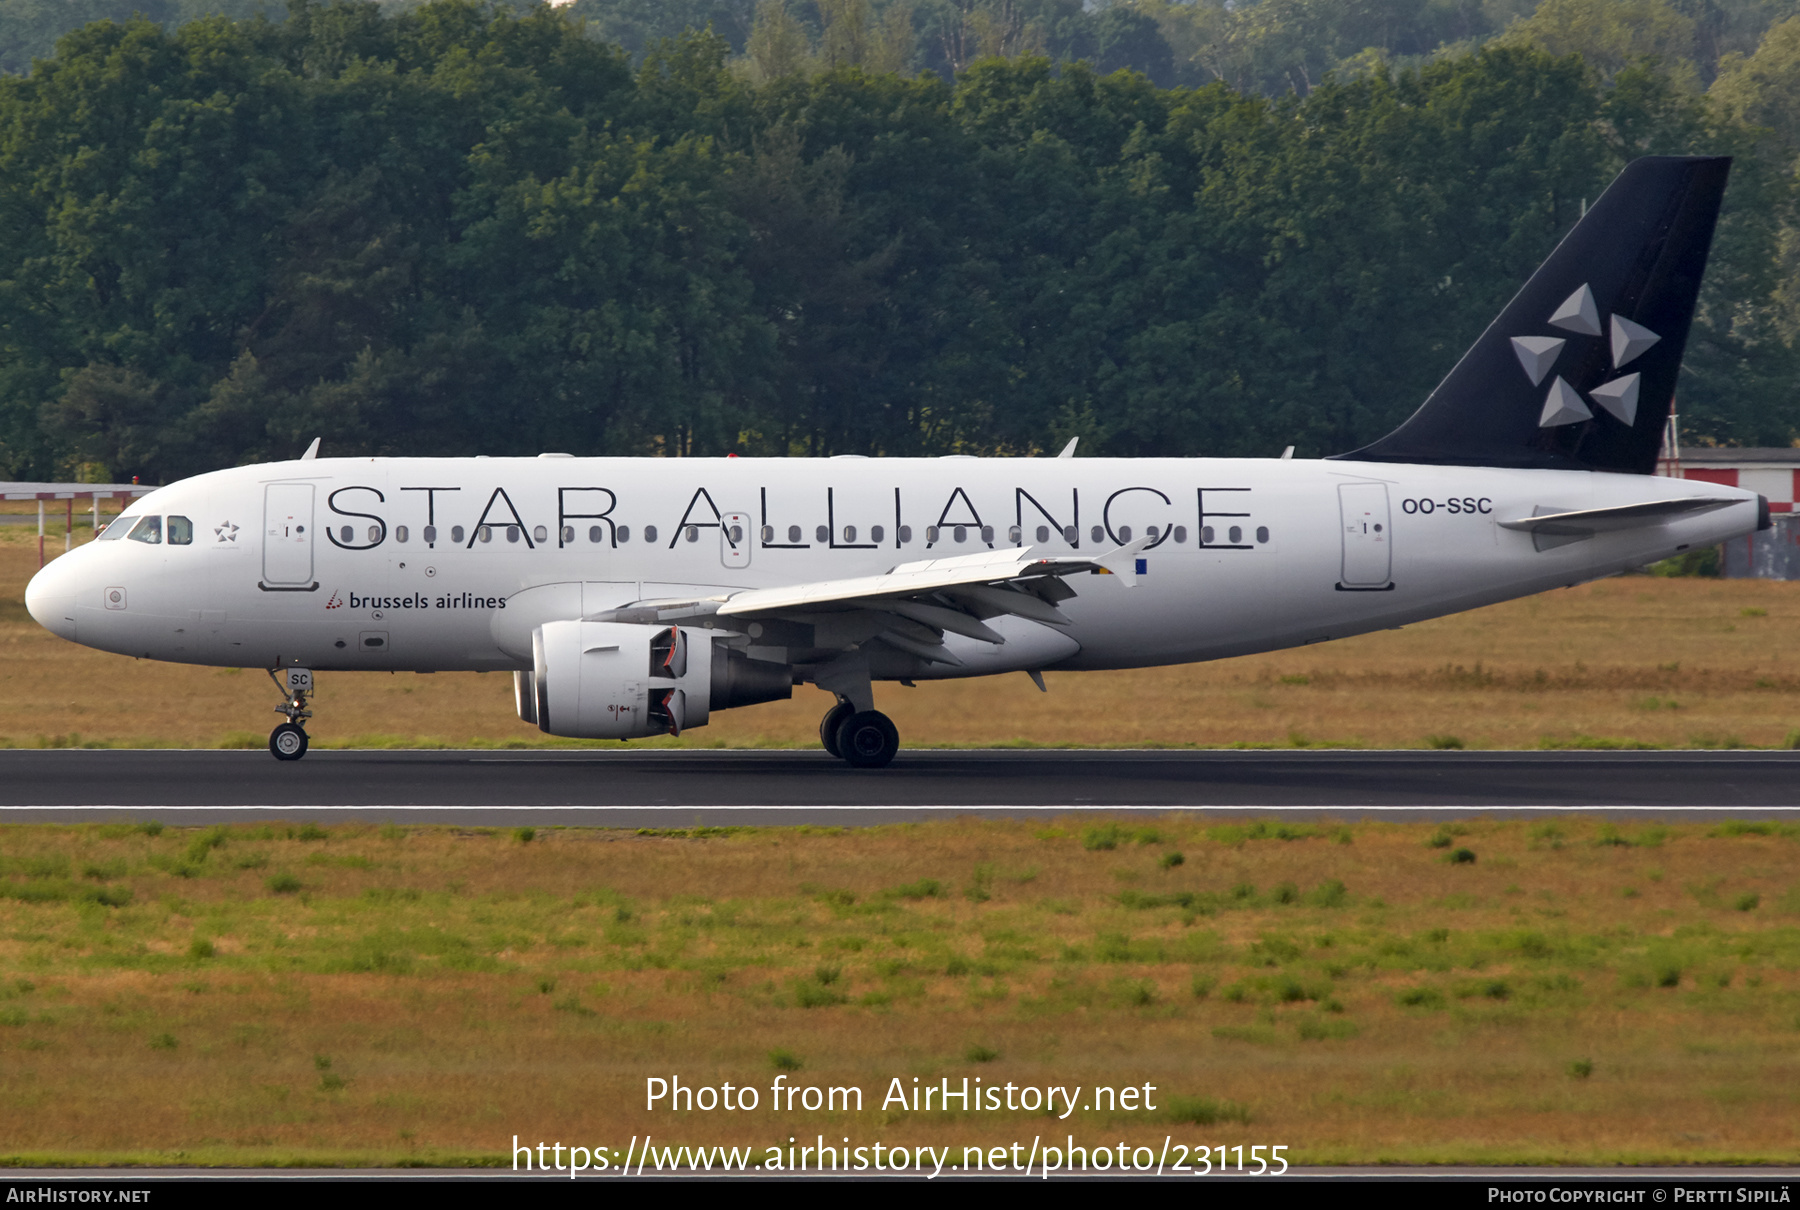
[25,556,78,641]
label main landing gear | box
[820,697,899,768]
[267,667,313,761]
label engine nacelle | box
[527,621,791,739]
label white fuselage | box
[24,455,1760,680]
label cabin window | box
[167,516,193,546]
[643,525,658,543]
[617,526,631,543]
[816,525,829,543]
[1147,526,1160,541]
[423,525,436,544]
[871,525,884,543]
[502,525,517,543]
[843,526,856,543]
[1035,526,1048,543]
[1118,526,1132,542]
[1064,526,1077,544]
[395,525,409,543]
[761,526,773,543]
[127,516,162,545]
[729,524,743,543]
[981,525,994,542]
[1202,526,1215,544]
[588,525,603,543]
[953,526,967,543]
[1091,525,1104,544]
[451,526,465,543]
[1228,526,1242,543]
[925,526,938,543]
[898,525,912,544]
[1173,526,1187,544]
[788,525,802,543]
[685,525,699,542]
[1257,527,1270,543]
[339,526,354,543]
[534,526,547,543]
[478,526,493,543]
[368,525,381,543]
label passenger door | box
[262,483,316,589]
[1338,483,1393,589]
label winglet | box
[1093,535,1154,587]
[300,438,321,461]
[1057,437,1078,459]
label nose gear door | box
[262,483,317,589]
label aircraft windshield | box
[97,516,132,540]
[126,516,162,545]
[167,515,193,545]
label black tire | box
[819,702,854,758]
[270,723,309,761]
[834,710,899,769]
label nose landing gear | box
[267,667,313,761]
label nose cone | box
[25,557,78,641]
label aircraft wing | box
[592,536,1152,668]
[718,537,1153,617]
[1497,497,1740,535]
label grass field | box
[1,816,1798,1166]
[4,525,1800,751]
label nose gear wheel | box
[266,667,315,762]
[270,723,308,761]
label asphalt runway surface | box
[3,748,1800,825]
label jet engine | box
[520,621,791,739]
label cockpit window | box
[126,515,162,545]
[167,515,193,545]
[98,515,132,540]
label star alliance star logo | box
[215,520,239,542]
[1511,284,1661,430]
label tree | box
[744,0,811,81]
[1495,0,1700,83]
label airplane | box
[24,155,1764,768]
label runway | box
[3,748,1799,825]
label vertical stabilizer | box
[1334,156,1730,474]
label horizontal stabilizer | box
[1498,497,1739,535]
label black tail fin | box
[1334,155,1730,474]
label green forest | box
[0,0,1796,483]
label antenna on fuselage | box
[1056,437,1078,458]
[301,438,321,460]
[1280,446,1294,460]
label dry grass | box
[5,527,1800,750]
[2,816,1799,1166]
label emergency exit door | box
[263,483,316,588]
[720,511,751,568]
[1338,483,1392,588]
